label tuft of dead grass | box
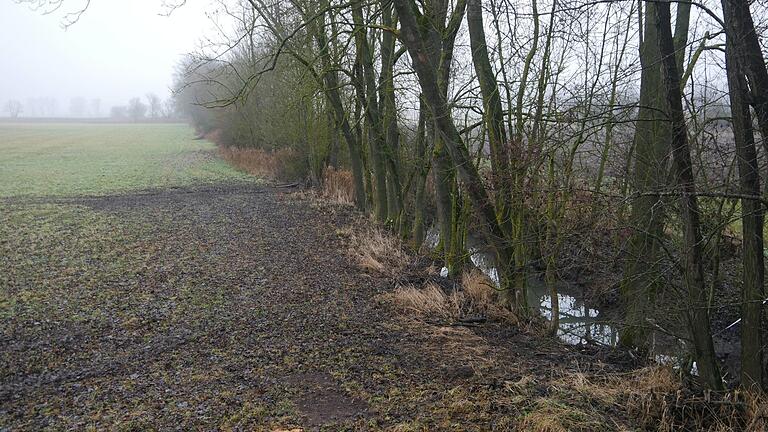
[388,283,459,320]
[321,167,354,205]
[630,364,680,394]
[518,397,605,432]
[461,270,514,322]
[743,391,768,432]
[349,227,410,277]
[385,270,516,323]
[541,365,679,423]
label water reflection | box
[425,228,705,375]
[423,227,709,378]
[426,227,620,346]
[531,287,619,346]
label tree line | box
[2,94,177,120]
[110,94,178,121]
[174,0,766,391]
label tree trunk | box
[379,2,404,228]
[620,0,669,350]
[351,1,388,221]
[655,1,723,390]
[433,134,455,261]
[392,0,464,273]
[327,109,339,170]
[466,0,512,235]
[313,8,365,210]
[412,96,429,248]
[722,0,766,390]
[721,0,768,161]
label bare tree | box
[146,93,162,118]
[655,0,722,390]
[161,98,176,119]
[156,0,768,394]
[127,97,147,122]
[5,100,23,118]
[89,98,101,117]
[69,97,87,117]
[110,105,128,119]
[721,0,766,391]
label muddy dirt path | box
[1,184,635,431]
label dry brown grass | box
[630,388,768,432]
[218,146,299,181]
[385,270,516,323]
[544,366,768,432]
[518,397,604,432]
[631,365,680,394]
[321,167,354,205]
[388,283,459,319]
[349,227,411,277]
[543,365,678,416]
[743,391,768,432]
[377,269,763,431]
[509,366,680,432]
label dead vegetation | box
[348,226,412,277]
[217,144,300,181]
[320,167,355,205]
[628,387,768,431]
[210,146,768,431]
[520,365,768,432]
[385,271,516,324]
[346,225,515,324]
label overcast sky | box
[1,0,214,116]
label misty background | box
[0,0,214,118]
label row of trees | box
[3,97,99,118]
[109,94,177,121]
[174,0,767,391]
[2,94,176,119]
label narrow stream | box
[425,228,691,367]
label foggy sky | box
[1,0,214,117]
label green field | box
[0,122,251,197]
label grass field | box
[0,122,251,197]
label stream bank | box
[424,227,749,386]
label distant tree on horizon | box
[43,98,58,117]
[127,97,147,122]
[69,97,87,117]
[161,98,177,119]
[110,105,128,120]
[146,93,162,118]
[5,100,23,118]
[90,98,101,117]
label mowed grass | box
[0,122,251,197]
